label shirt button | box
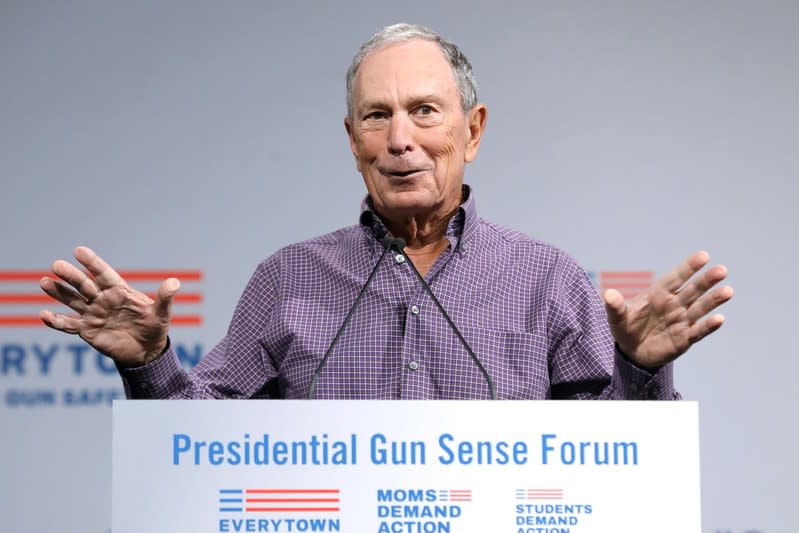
[395,254,406,264]
[408,361,419,370]
[461,244,468,253]
[411,305,420,315]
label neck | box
[381,205,459,278]
[385,199,459,247]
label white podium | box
[113,400,701,533]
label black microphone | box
[389,238,497,400]
[307,235,397,399]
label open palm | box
[39,246,179,367]
[604,251,733,370]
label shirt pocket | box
[446,327,551,399]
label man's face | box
[345,40,486,223]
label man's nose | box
[387,114,414,155]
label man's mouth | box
[380,168,427,178]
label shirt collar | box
[359,184,478,255]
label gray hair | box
[345,23,478,118]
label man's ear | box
[344,116,361,171]
[464,104,488,163]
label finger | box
[39,277,89,313]
[676,264,729,306]
[657,250,710,293]
[154,278,180,321]
[603,288,627,327]
[686,313,725,344]
[51,259,101,302]
[39,310,83,334]
[685,285,734,324]
[73,246,124,290]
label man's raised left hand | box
[603,250,733,370]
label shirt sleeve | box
[118,254,282,399]
[547,253,680,400]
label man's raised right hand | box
[39,246,179,367]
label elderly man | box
[39,24,732,399]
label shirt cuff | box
[118,343,190,399]
[611,344,678,400]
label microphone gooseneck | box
[391,238,497,400]
[307,236,396,399]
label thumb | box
[603,288,627,327]
[154,277,180,320]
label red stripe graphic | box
[448,489,472,501]
[246,499,339,503]
[527,489,564,500]
[0,316,51,327]
[600,271,652,278]
[599,282,652,289]
[246,489,339,494]
[0,269,204,327]
[242,489,340,513]
[599,271,653,299]
[0,270,203,282]
[0,293,202,304]
[170,315,203,326]
[0,315,203,327]
[245,508,340,513]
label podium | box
[113,400,701,532]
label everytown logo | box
[218,488,341,532]
[0,268,204,408]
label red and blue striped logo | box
[219,488,341,513]
[515,488,564,500]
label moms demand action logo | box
[376,488,472,533]
[0,268,204,327]
[218,488,341,532]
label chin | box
[379,190,437,211]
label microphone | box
[307,235,397,399]
[390,238,497,400]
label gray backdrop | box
[1,2,797,532]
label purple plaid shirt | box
[121,187,677,400]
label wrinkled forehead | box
[351,40,460,109]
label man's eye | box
[365,111,386,120]
[416,105,434,115]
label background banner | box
[2,2,796,532]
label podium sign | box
[113,400,700,533]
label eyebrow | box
[406,93,445,106]
[357,93,446,114]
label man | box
[39,24,732,399]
